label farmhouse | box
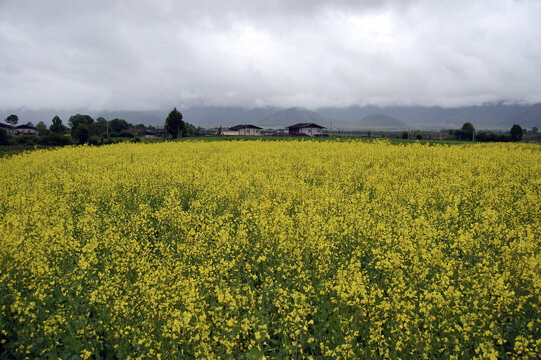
[15,124,39,136]
[287,123,325,137]
[0,123,17,135]
[230,124,262,136]
[219,124,262,136]
[143,127,166,138]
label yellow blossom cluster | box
[0,140,540,359]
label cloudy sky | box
[1,0,540,111]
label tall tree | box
[73,124,90,144]
[461,122,475,141]
[50,115,67,133]
[5,114,18,126]
[36,121,49,136]
[510,124,523,142]
[93,117,108,137]
[165,108,185,138]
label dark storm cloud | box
[1,0,540,110]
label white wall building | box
[220,124,262,136]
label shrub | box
[0,129,11,145]
[88,136,101,146]
[15,135,35,145]
[39,133,72,146]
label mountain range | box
[2,102,541,130]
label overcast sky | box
[1,0,540,111]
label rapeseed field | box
[0,140,540,359]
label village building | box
[219,124,262,136]
[15,124,39,136]
[0,123,17,135]
[143,127,167,138]
[230,124,262,136]
[287,123,325,137]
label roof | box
[287,123,325,129]
[0,123,15,129]
[229,124,262,130]
[16,124,38,130]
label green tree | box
[36,121,49,136]
[73,123,90,144]
[134,124,146,136]
[184,122,197,136]
[91,117,108,137]
[5,114,18,126]
[50,116,67,134]
[109,118,131,136]
[165,108,185,138]
[531,126,538,134]
[510,124,523,142]
[460,122,475,140]
[69,114,94,136]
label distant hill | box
[440,104,526,129]
[258,107,330,128]
[358,114,408,129]
[316,103,541,130]
[181,106,275,128]
[500,103,541,128]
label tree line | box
[1,108,200,146]
[453,122,531,142]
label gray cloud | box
[1,0,540,111]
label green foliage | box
[92,117,109,137]
[510,124,523,142]
[15,135,35,145]
[454,122,476,141]
[68,114,94,136]
[73,123,91,144]
[164,108,185,138]
[532,127,539,134]
[461,122,475,140]
[38,133,72,146]
[88,136,101,146]
[475,131,510,142]
[0,129,11,145]
[101,137,122,145]
[36,121,49,136]
[5,114,18,125]
[50,116,68,134]
[108,118,131,136]
[184,122,198,136]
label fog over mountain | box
[3,103,540,130]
